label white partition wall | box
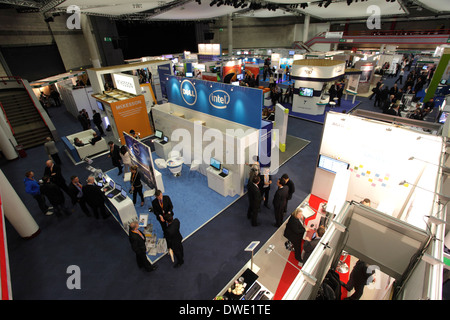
[311,111,443,231]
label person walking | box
[164,214,184,268]
[43,136,61,165]
[128,221,157,272]
[24,171,53,216]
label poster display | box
[123,132,157,190]
[359,64,374,83]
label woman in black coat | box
[130,165,144,206]
[283,208,306,264]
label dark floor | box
[2,71,448,301]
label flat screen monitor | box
[96,101,104,111]
[115,183,122,191]
[121,189,127,197]
[210,157,221,171]
[97,182,103,187]
[102,177,107,184]
[439,111,449,124]
[109,180,115,188]
[155,130,163,139]
[163,136,169,142]
[440,79,447,85]
[299,87,314,97]
[222,168,229,176]
[237,74,244,80]
[186,72,193,77]
[317,154,350,174]
[289,50,295,55]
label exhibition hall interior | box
[1,0,450,302]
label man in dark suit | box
[302,225,325,263]
[44,159,69,195]
[273,178,289,228]
[151,189,174,236]
[341,259,374,300]
[128,221,157,272]
[68,175,91,217]
[336,83,344,106]
[281,173,295,214]
[108,141,122,175]
[82,176,109,219]
[92,110,105,136]
[283,208,306,264]
[40,175,70,216]
[247,175,262,227]
[164,214,184,268]
[259,167,272,209]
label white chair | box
[189,160,201,177]
[155,158,167,170]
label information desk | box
[103,173,138,234]
[206,166,232,197]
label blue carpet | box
[105,155,240,263]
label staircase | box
[0,88,51,149]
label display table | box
[103,173,138,233]
[206,166,232,197]
[154,139,172,160]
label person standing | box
[92,110,105,136]
[43,136,61,165]
[108,141,123,175]
[83,176,108,219]
[259,167,272,209]
[247,175,262,227]
[395,68,404,85]
[24,171,53,216]
[151,189,174,236]
[40,175,71,216]
[272,178,289,228]
[120,145,132,174]
[341,259,374,300]
[128,221,157,272]
[68,175,91,217]
[336,83,344,106]
[164,214,184,268]
[130,165,144,207]
[283,208,306,265]
[77,111,89,131]
[44,160,69,196]
[281,174,295,214]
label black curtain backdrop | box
[116,21,198,59]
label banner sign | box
[112,73,140,95]
[123,132,157,190]
[157,63,172,98]
[165,75,263,129]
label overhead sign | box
[112,73,140,95]
[166,76,263,129]
[325,32,343,39]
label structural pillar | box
[228,14,233,56]
[303,14,310,43]
[0,170,40,239]
[81,14,101,68]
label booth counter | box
[152,102,260,197]
[62,129,108,164]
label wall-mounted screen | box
[96,101,104,111]
[317,154,350,174]
[299,87,314,97]
[210,157,221,171]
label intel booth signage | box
[166,76,264,129]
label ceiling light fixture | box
[324,0,331,8]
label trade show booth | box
[219,111,446,300]
[291,59,346,115]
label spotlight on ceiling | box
[318,1,323,7]
[324,0,331,8]
[210,0,217,6]
[347,0,352,5]
[300,2,308,9]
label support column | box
[228,14,233,56]
[0,170,40,239]
[81,14,101,68]
[303,14,310,43]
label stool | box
[329,101,336,108]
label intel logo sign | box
[209,90,230,109]
[181,80,197,106]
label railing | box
[344,29,450,37]
[0,76,21,85]
[0,102,14,135]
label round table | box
[166,156,184,176]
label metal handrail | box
[0,101,14,135]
